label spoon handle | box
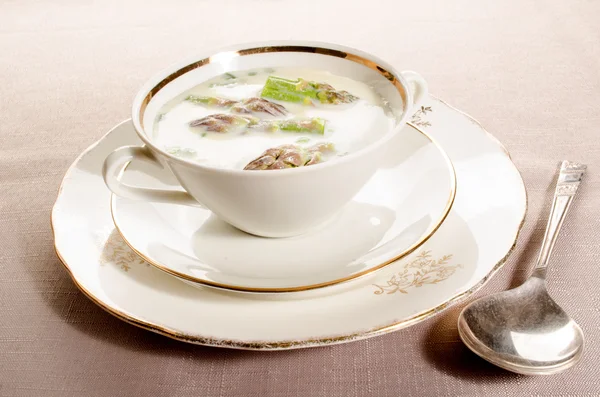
[534,160,586,274]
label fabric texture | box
[1,0,599,395]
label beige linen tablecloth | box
[1,0,599,395]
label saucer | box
[111,126,456,292]
[52,96,526,349]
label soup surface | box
[153,68,395,170]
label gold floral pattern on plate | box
[411,106,432,127]
[373,250,461,295]
[99,229,147,271]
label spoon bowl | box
[458,269,584,375]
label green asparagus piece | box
[260,76,315,104]
[186,95,237,107]
[256,118,326,135]
[276,118,325,134]
[261,76,359,105]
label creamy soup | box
[153,68,395,170]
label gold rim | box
[50,97,528,350]
[138,45,408,131]
[109,125,456,293]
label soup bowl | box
[103,41,428,237]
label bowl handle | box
[102,145,203,207]
[400,71,428,107]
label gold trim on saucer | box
[109,125,457,293]
[50,96,528,350]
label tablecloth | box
[1,0,599,395]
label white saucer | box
[52,96,526,350]
[111,126,456,292]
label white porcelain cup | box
[103,41,428,237]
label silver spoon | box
[458,160,586,375]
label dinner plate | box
[51,96,526,350]
[111,125,455,292]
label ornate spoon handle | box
[534,161,586,276]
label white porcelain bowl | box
[102,41,428,237]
